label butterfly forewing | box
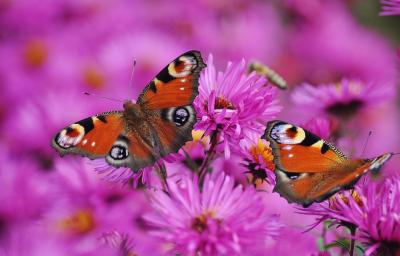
[137,51,206,109]
[264,120,347,173]
[52,112,124,158]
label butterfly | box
[52,51,206,171]
[263,120,393,207]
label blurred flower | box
[264,226,319,255]
[288,1,397,85]
[100,231,137,256]
[0,147,52,236]
[292,79,394,120]
[301,117,334,140]
[145,173,282,255]
[380,0,400,16]
[43,158,160,255]
[300,175,400,255]
[194,55,281,158]
[91,158,160,188]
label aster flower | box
[300,175,400,255]
[236,133,275,186]
[380,0,400,16]
[292,79,394,120]
[194,55,281,158]
[144,173,282,256]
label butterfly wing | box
[52,112,124,158]
[147,105,197,157]
[52,112,158,171]
[264,120,348,173]
[137,50,206,109]
[275,153,393,207]
[263,120,392,206]
[126,51,205,164]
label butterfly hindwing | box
[147,105,196,157]
[264,120,392,207]
[105,132,158,171]
[52,112,124,158]
[137,50,206,109]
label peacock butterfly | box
[52,51,206,171]
[263,120,392,207]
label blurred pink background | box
[0,0,399,255]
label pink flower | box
[42,158,161,255]
[380,0,400,16]
[194,55,281,158]
[300,174,400,255]
[236,133,276,186]
[145,173,282,256]
[292,79,394,119]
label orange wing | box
[275,153,392,207]
[52,112,124,158]
[146,105,196,157]
[137,50,206,109]
[263,120,347,173]
[264,120,392,207]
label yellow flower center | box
[191,211,218,233]
[214,96,235,110]
[249,139,275,170]
[329,190,363,210]
[204,96,236,111]
[23,39,48,67]
[60,209,96,234]
[83,66,105,88]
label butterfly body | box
[263,120,392,207]
[52,51,205,171]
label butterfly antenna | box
[83,92,123,103]
[129,59,137,89]
[361,131,372,156]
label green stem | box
[198,131,219,187]
[349,224,357,256]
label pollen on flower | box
[214,96,235,110]
[191,130,209,146]
[83,66,105,88]
[60,209,96,234]
[203,96,236,111]
[23,39,48,67]
[328,190,363,210]
[249,139,275,170]
[191,211,218,233]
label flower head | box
[300,175,400,255]
[194,55,280,158]
[236,133,275,186]
[145,173,282,255]
[292,79,394,119]
[380,0,400,16]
